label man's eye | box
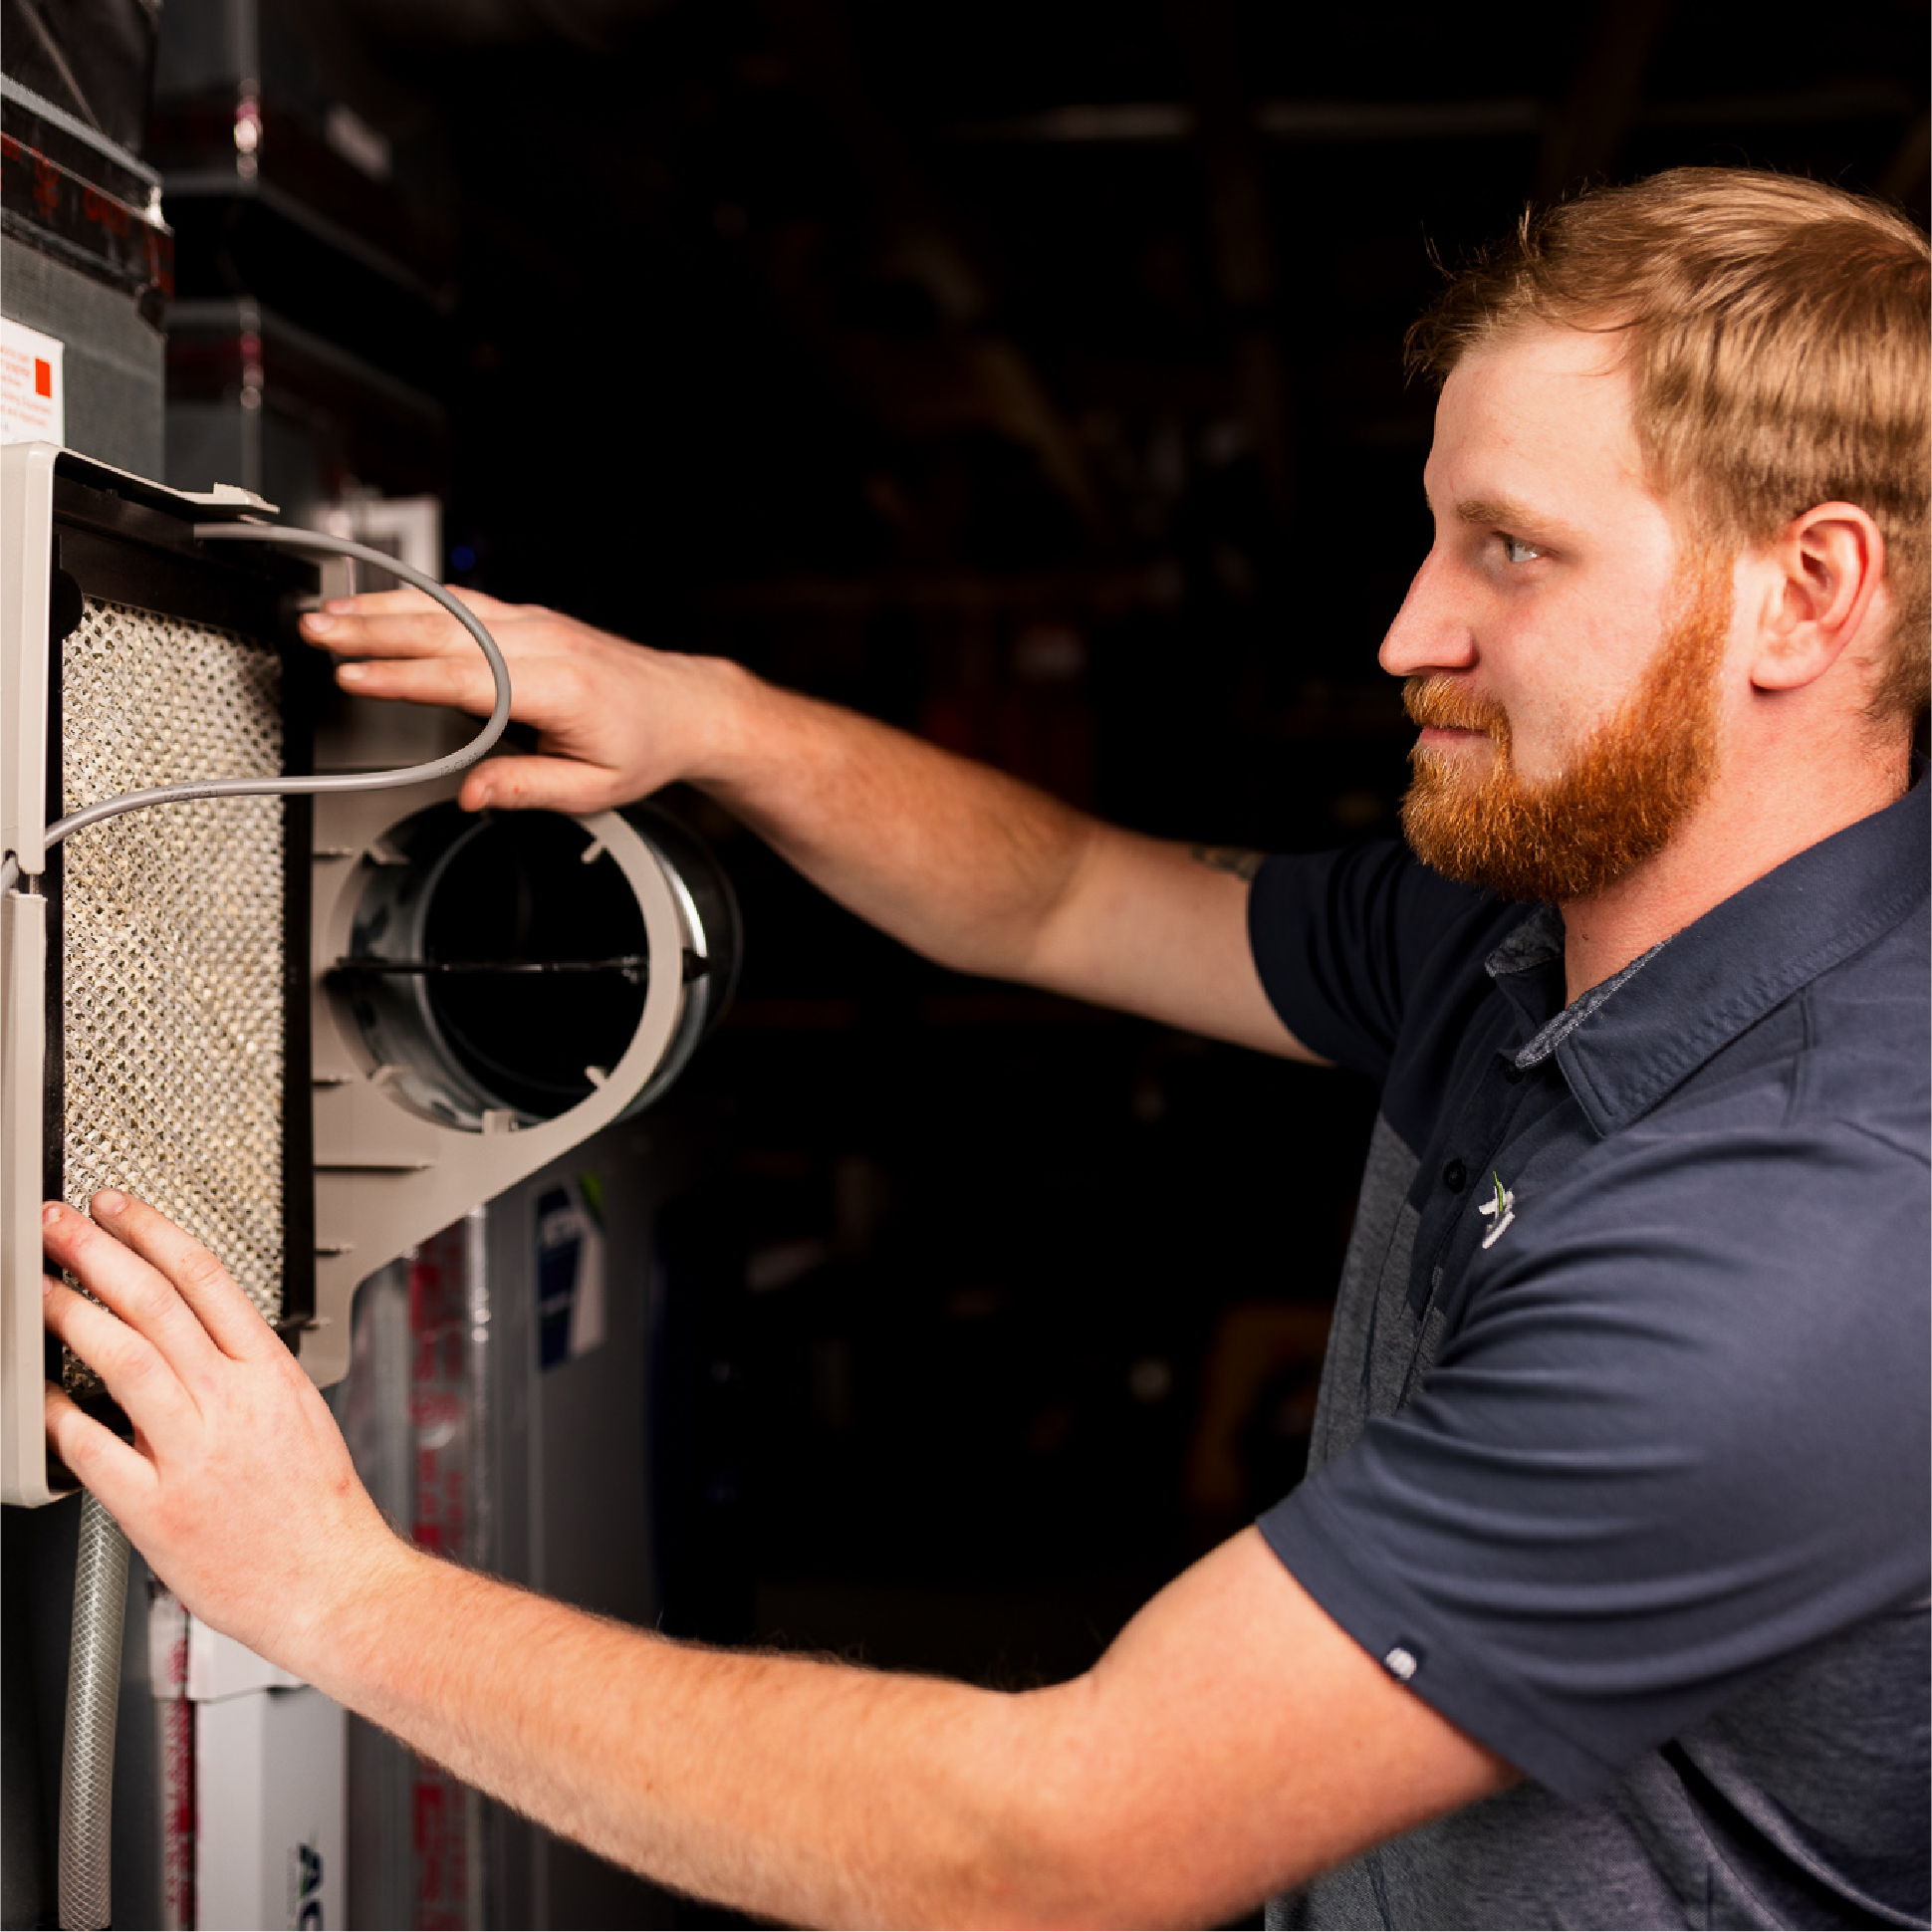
[1501,535,1545,565]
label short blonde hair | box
[1406,168,1931,725]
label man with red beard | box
[44,169,1928,1926]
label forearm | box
[307,1544,1083,1928]
[692,665,1306,1052]
[693,661,1105,986]
[298,1527,1492,1929]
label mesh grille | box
[59,599,287,1348]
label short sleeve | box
[1248,843,1493,1084]
[1256,1115,1932,1804]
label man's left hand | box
[41,1192,408,1674]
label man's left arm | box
[42,1194,1511,1930]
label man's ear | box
[1749,503,1888,694]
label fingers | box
[302,607,476,661]
[43,1275,201,1443]
[299,585,519,654]
[300,592,676,809]
[41,1199,234,1375]
[301,593,525,719]
[80,1194,280,1362]
[45,1381,156,1515]
[456,753,625,814]
[331,652,500,715]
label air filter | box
[2,446,314,1505]
[59,599,289,1330]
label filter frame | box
[46,467,318,1350]
[0,447,317,1504]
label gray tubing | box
[60,1493,129,1931]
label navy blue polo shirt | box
[1248,779,1930,1930]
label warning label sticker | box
[0,318,64,446]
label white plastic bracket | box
[301,778,692,1388]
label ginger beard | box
[1399,557,1733,903]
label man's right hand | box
[302,589,743,815]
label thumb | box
[457,754,626,815]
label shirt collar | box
[1483,775,1929,1138]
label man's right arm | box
[303,592,1324,1062]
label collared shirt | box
[1247,779,1930,1930]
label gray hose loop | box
[59,1494,130,1931]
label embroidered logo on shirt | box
[1478,1171,1516,1249]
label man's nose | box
[1378,552,1478,678]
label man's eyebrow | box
[1450,494,1579,540]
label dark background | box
[167,0,1932,1718]
[0,6,1914,1927]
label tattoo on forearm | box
[1191,845,1265,881]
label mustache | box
[1403,675,1510,740]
